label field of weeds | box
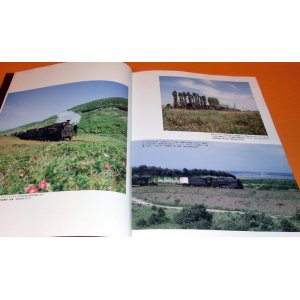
[162,108,267,135]
[132,202,300,232]
[132,185,300,216]
[0,134,126,195]
[0,97,128,195]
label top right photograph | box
[159,76,267,135]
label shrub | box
[157,207,165,217]
[293,209,300,221]
[148,213,161,225]
[174,204,213,229]
[174,199,181,206]
[136,218,148,228]
[243,212,273,231]
[212,212,274,232]
[212,215,248,231]
[148,207,169,226]
[280,219,298,232]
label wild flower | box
[104,162,111,170]
[28,186,38,193]
[19,170,25,178]
[24,184,37,193]
[38,180,50,190]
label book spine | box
[0,73,14,109]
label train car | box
[187,176,207,187]
[13,120,77,141]
[132,175,157,186]
[132,175,243,189]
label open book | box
[0,62,299,236]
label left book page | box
[0,62,132,236]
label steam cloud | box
[56,111,81,124]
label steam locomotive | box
[12,120,77,141]
[132,175,243,189]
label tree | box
[174,205,213,229]
[280,219,298,232]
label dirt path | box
[132,197,245,214]
[132,197,291,218]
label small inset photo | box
[159,76,267,135]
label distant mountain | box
[229,171,294,180]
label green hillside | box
[0,97,128,195]
[72,98,128,138]
[0,116,57,136]
[0,97,128,138]
[70,97,127,113]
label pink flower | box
[28,186,38,193]
[38,180,50,190]
[104,162,111,170]
[23,184,38,193]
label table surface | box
[0,62,299,183]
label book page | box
[0,63,132,236]
[131,70,300,235]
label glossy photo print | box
[0,80,128,196]
[159,76,267,135]
[132,140,300,232]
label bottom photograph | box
[131,140,300,232]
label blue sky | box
[0,80,128,131]
[159,76,258,111]
[132,140,293,174]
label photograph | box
[0,80,128,195]
[132,140,300,232]
[159,76,267,135]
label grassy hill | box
[0,116,58,136]
[71,97,127,138]
[0,97,128,138]
[70,97,127,113]
[0,97,128,195]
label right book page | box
[131,70,300,235]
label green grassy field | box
[132,203,300,232]
[132,184,300,215]
[242,178,299,190]
[0,98,127,195]
[132,204,181,229]
[162,107,267,135]
[132,183,300,231]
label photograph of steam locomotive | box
[132,140,300,232]
[11,119,77,141]
[159,76,267,135]
[0,80,128,195]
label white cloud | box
[174,78,258,111]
